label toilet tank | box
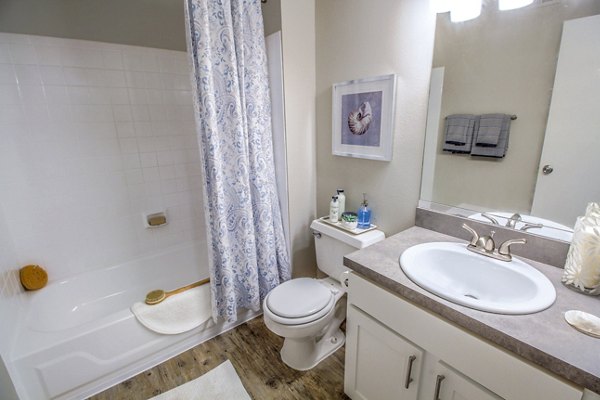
[310,219,385,279]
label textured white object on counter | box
[563,215,600,292]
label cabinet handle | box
[404,355,417,389]
[433,374,445,400]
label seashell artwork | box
[347,102,373,135]
[333,74,395,160]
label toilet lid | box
[266,278,334,319]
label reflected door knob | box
[542,165,554,175]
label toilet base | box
[280,328,345,371]
[278,295,347,371]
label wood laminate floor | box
[90,317,349,400]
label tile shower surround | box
[0,32,206,294]
[0,203,20,356]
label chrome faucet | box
[461,223,527,262]
[506,213,522,229]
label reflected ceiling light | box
[499,0,534,10]
[450,0,482,22]
[430,0,453,13]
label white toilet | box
[263,219,384,370]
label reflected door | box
[531,14,600,227]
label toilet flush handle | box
[339,271,351,288]
[312,231,321,238]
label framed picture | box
[332,74,396,161]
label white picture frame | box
[332,74,396,161]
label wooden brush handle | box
[165,277,210,298]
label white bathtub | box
[8,242,258,400]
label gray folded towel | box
[443,114,476,153]
[444,114,474,145]
[471,114,512,158]
[475,114,507,146]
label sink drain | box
[464,294,479,300]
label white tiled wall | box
[0,203,22,355]
[0,32,205,281]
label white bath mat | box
[148,360,251,400]
[131,284,212,335]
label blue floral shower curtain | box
[185,0,291,321]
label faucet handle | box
[461,223,479,246]
[498,238,527,258]
[481,212,500,225]
[520,223,543,232]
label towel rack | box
[510,115,517,120]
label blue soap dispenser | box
[357,193,372,229]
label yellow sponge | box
[19,265,48,291]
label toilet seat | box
[265,278,335,325]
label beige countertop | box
[344,226,600,394]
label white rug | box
[149,360,251,400]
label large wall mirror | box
[421,0,600,242]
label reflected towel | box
[131,284,212,335]
[471,114,512,158]
[475,114,507,146]
[443,114,477,153]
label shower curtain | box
[185,0,291,321]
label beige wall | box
[261,0,282,36]
[280,0,317,277]
[0,0,186,51]
[316,0,436,236]
[430,1,600,213]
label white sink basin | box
[399,242,556,314]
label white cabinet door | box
[433,362,502,400]
[345,306,423,400]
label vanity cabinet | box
[344,273,585,400]
[346,306,501,400]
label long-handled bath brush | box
[145,278,210,305]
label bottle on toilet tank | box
[329,196,340,223]
[357,193,372,229]
[336,189,346,215]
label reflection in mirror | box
[468,211,574,241]
[421,0,600,241]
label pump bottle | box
[357,193,371,229]
[329,196,340,223]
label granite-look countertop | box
[343,226,600,394]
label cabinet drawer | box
[347,273,583,400]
